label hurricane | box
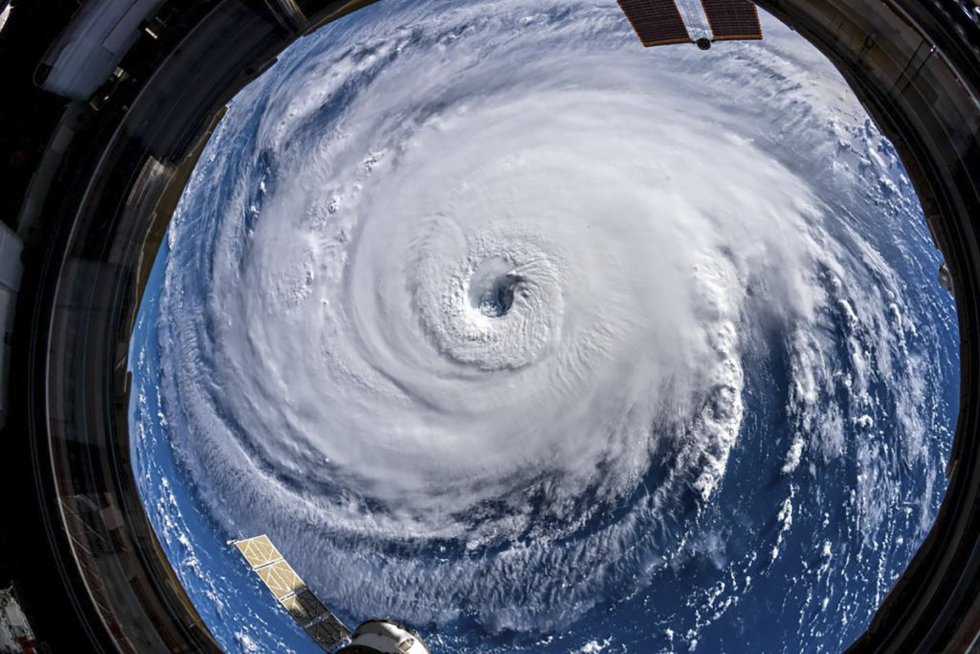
[129,0,960,651]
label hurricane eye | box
[472,273,522,317]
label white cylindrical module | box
[336,619,431,654]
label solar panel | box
[257,560,306,600]
[282,589,328,623]
[233,535,351,651]
[699,0,762,41]
[617,0,692,47]
[306,616,352,649]
[234,534,282,568]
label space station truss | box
[617,0,762,47]
[233,535,350,651]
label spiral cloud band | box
[136,0,959,650]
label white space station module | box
[233,535,430,654]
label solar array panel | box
[617,0,692,47]
[234,534,282,568]
[699,0,762,41]
[306,616,353,650]
[257,560,306,600]
[233,535,351,651]
[282,590,328,623]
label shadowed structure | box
[616,0,691,46]
[617,0,762,47]
[700,0,762,41]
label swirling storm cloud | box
[129,0,960,651]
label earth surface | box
[128,1,960,652]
